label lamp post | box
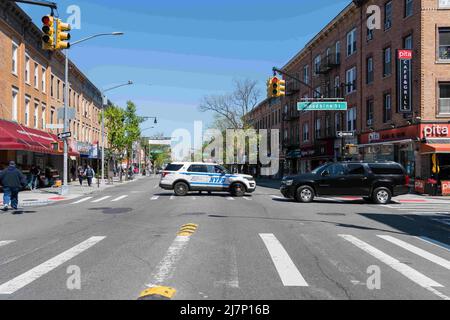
[60,32,124,195]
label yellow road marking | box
[138,286,176,300]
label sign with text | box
[442,181,450,196]
[397,49,412,113]
[297,101,348,111]
[337,131,355,138]
[57,132,71,140]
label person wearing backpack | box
[84,165,95,187]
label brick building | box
[248,0,450,186]
[0,0,105,182]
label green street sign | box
[298,101,348,111]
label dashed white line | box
[151,196,160,201]
[71,197,93,204]
[0,236,105,295]
[260,233,308,287]
[170,195,175,200]
[0,241,15,248]
[91,196,111,203]
[243,197,252,201]
[226,197,235,201]
[111,195,128,202]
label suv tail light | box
[162,172,169,178]
[405,175,410,186]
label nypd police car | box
[159,162,256,197]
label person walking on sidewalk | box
[0,161,27,211]
[84,165,95,187]
[77,165,85,186]
[28,165,40,190]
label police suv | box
[159,162,256,197]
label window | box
[25,54,30,84]
[347,107,357,131]
[366,57,374,84]
[25,96,30,126]
[315,118,321,138]
[303,65,310,84]
[439,28,450,60]
[314,55,321,75]
[188,165,208,173]
[12,88,18,121]
[366,99,374,125]
[405,0,413,17]
[335,113,341,132]
[385,1,393,30]
[347,28,357,56]
[314,86,321,99]
[34,102,39,128]
[325,164,346,176]
[347,164,365,175]
[12,41,18,75]
[325,116,331,136]
[439,83,450,115]
[50,108,55,126]
[383,93,392,123]
[369,164,404,175]
[303,122,309,142]
[34,63,39,88]
[346,67,357,94]
[42,67,46,92]
[51,75,54,97]
[334,76,340,98]
[383,47,392,77]
[404,34,413,50]
[41,104,46,129]
[367,14,374,41]
[57,79,60,100]
[335,41,341,64]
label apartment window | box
[12,41,18,75]
[34,102,39,128]
[366,99,374,125]
[303,65,310,84]
[366,57,374,84]
[404,34,413,50]
[405,0,413,18]
[367,14,374,41]
[25,54,30,84]
[51,75,54,97]
[57,79,61,100]
[315,118,321,139]
[314,55,321,75]
[303,122,310,142]
[439,28,450,60]
[438,83,450,115]
[50,108,55,126]
[25,96,30,126]
[325,116,331,136]
[334,76,340,98]
[34,63,39,88]
[383,47,392,77]
[384,1,393,30]
[347,107,357,131]
[335,41,341,64]
[326,48,331,65]
[383,93,392,123]
[347,28,357,56]
[346,67,357,94]
[335,113,341,132]
[12,88,19,121]
[41,104,46,129]
[42,67,46,92]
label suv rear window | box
[369,164,404,175]
[164,164,184,172]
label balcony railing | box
[317,53,341,74]
[439,98,450,115]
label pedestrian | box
[0,161,27,211]
[84,165,95,187]
[77,165,84,186]
[28,165,40,190]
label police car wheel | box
[174,182,189,196]
[231,183,246,197]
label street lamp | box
[61,32,124,195]
[101,81,134,186]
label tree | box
[123,101,144,168]
[104,104,126,169]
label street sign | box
[298,101,348,111]
[57,132,72,140]
[46,124,64,130]
[337,131,355,138]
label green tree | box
[123,101,144,168]
[104,104,126,169]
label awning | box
[421,144,450,154]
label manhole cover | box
[317,213,346,216]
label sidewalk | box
[0,175,151,208]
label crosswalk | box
[1,232,449,299]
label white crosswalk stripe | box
[151,196,160,201]
[0,241,15,248]
[91,196,111,203]
[378,235,450,270]
[111,195,128,202]
[260,233,308,287]
[0,236,106,295]
[71,197,93,204]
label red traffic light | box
[42,16,51,25]
[271,77,279,84]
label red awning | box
[421,144,450,154]
[0,119,78,156]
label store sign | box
[368,132,380,143]
[442,181,450,196]
[422,125,449,138]
[397,49,412,113]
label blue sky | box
[19,0,349,137]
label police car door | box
[210,165,229,191]
[187,164,210,190]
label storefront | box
[298,140,335,174]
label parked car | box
[280,161,410,204]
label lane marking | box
[111,195,128,202]
[170,195,175,200]
[0,241,15,248]
[417,236,450,253]
[243,197,252,201]
[71,197,93,204]
[339,235,449,300]
[0,236,105,295]
[91,196,111,203]
[151,196,159,201]
[259,233,308,287]
[226,197,235,201]
[191,197,197,200]
[214,246,239,288]
[378,235,450,271]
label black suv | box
[280,161,410,204]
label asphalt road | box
[0,177,449,300]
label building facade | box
[0,0,105,182]
[248,0,450,188]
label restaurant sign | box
[397,49,412,113]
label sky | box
[19,0,349,137]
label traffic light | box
[55,19,71,50]
[41,15,55,51]
[267,77,286,99]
